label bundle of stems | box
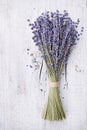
[28,10,84,121]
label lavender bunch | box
[28,10,84,121]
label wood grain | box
[0,0,87,129]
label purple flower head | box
[28,10,84,75]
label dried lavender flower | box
[28,10,84,80]
[28,10,84,121]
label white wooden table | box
[0,0,87,129]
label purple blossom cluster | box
[28,10,84,78]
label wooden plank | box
[0,0,87,129]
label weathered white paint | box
[0,0,87,129]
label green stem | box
[42,87,66,121]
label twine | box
[49,82,58,87]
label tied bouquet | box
[28,10,84,121]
